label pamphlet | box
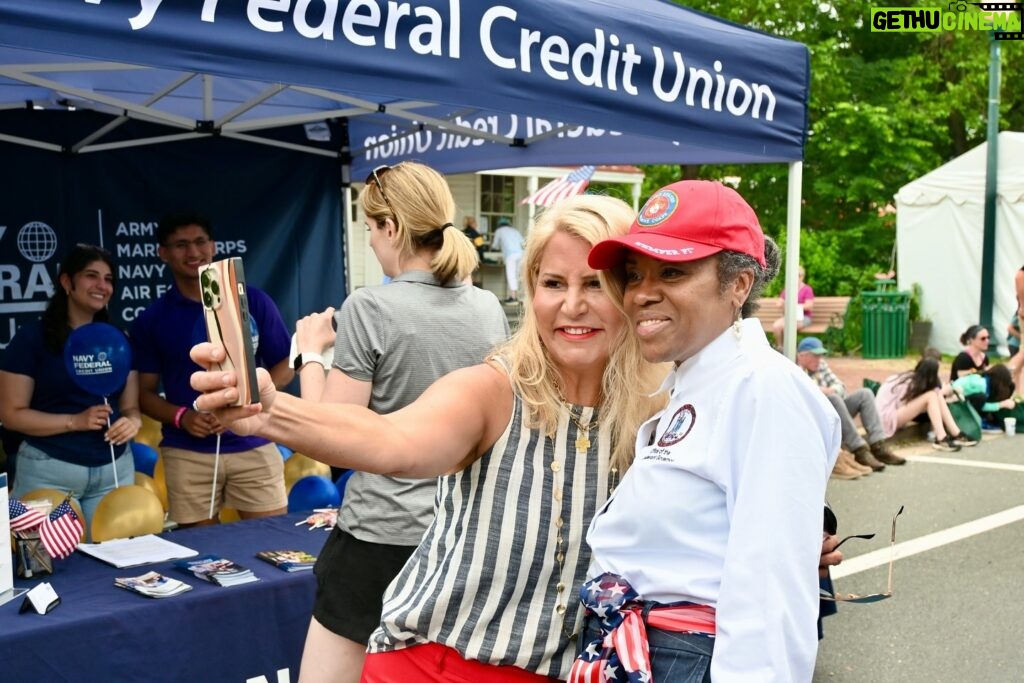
[256,550,317,572]
[175,554,259,587]
[115,571,192,598]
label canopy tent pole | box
[783,161,803,360]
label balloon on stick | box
[131,442,159,477]
[91,485,165,542]
[284,453,331,491]
[288,475,341,513]
[64,322,132,487]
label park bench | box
[752,295,852,340]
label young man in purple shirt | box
[131,212,293,527]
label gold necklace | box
[550,437,576,641]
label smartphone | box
[198,258,259,406]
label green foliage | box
[648,0,1023,300]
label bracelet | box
[173,406,189,429]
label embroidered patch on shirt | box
[657,404,696,446]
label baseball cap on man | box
[588,180,766,270]
[797,337,828,355]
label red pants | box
[361,643,561,683]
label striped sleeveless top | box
[367,390,612,678]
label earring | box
[733,316,742,340]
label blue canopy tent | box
[0,0,811,355]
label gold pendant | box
[575,434,590,452]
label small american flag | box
[521,165,596,207]
[9,497,47,533]
[39,498,83,560]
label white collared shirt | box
[586,318,840,682]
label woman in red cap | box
[577,180,840,683]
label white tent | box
[895,131,1024,355]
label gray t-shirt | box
[333,270,509,545]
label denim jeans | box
[11,441,134,540]
[581,611,714,683]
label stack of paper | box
[256,549,317,572]
[175,554,259,586]
[78,535,198,568]
[115,571,193,598]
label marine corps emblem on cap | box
[637,190,678,228]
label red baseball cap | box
[588,180,766,269]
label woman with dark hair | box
[876,357,977,452]
[951,324,990,381]
[953,363,1017,427]
[0,244,141,534]
[579,181,839,681]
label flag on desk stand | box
[39,498,83,559]
[521,165,596,207]
[9,498,47,532]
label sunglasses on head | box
[821,505,904,604]
[365,165,399,228]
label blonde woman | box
[192,195,666,681]
[291,162,510,683]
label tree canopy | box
[616,0,1023,296]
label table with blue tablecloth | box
[1,513,330,682]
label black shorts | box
[312,527,417,643]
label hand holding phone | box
[199,258,259,406]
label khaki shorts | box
[162,443,286,524]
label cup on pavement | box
[1005,417,1017,436]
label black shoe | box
[951,433,979,448]
[932,437,961,453]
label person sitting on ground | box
[951,324,990,382]
[796,337,906,470]
[771,265,813,350]
[876,358,978,452]
[952,363,1017,430]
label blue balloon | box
[131,442,159,477]
[335,471,356,497]
[276,443,294,462]
[287,475,340,513]
[64,323,132,397]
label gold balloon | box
[219,507,241,523]
[91,485,165,542]
[133,472,166,510]
[151,455,170,512]
[135,415,163,451]
[20,488,86,541]
[284,453,330,491]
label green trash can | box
[861,290,910,358]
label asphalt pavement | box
[813,431,1024,682]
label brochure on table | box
[0,473,24,606]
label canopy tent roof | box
[896,131,1024,207]
[0,0,809,176]
[895,131,1024,355]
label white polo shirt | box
[586,318,840,682]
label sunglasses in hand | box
[821,505,904,604]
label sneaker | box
[932,438,961,453]
[951,433,979,447]
[852,445,886,472]
[870,441,907,466]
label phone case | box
[198,258,259,406]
